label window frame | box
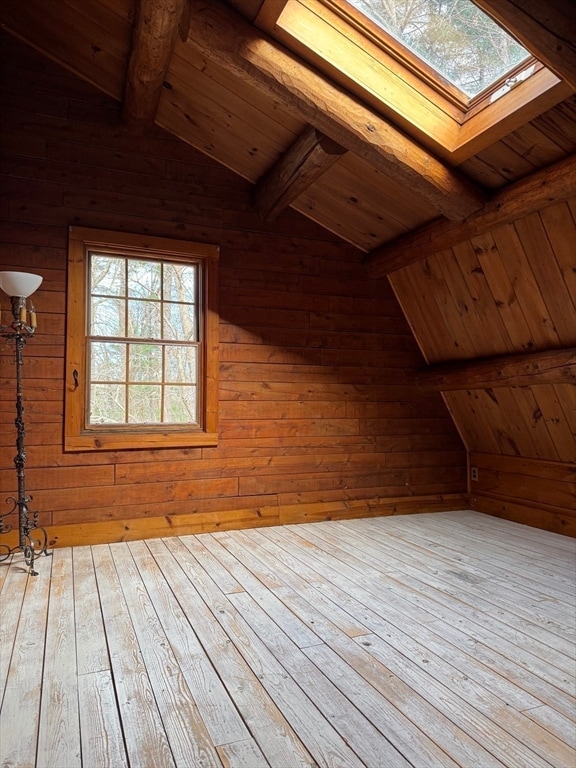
[65,227,219,451]
[331,0,533,104]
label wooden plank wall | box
[389,194,576,535]
[469,453,575,535]
[0,34,467,548]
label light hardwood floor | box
[1,510,574,768]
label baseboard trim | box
[471,493,575,537]
[37,493,470,548]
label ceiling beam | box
[253,126,347,221]
[123,0,189,129]
[472,0,576,90]
[186,0,486,221]
[366,153,576,277]
[415,348,576,392]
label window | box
[342,0,530,100]
[65,227,219,451]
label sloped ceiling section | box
[1,0,575,498]
[387,197,576,460]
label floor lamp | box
[0,271,51,575]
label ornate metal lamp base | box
[0,499,52,575]
[1,294,53,575]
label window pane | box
[90,384,126,424]
[91,297,125,337]
[128,259,161,299]
[91,255,125,296]
[127,299,161,338]
[128,385,162,423]
[165,345,197,383]
[165,385,197,423]
[164,303,197,341]
[164,263,197,303]
[349,0,529,97]
[129,344,162,382]
[91,342,126,381]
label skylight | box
[256,0,566,158]
[345,0,531,98]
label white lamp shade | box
[0,271,43,298]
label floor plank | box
[78,670,129,768]
[73,546,109,676]
[36,549,81,768]
[216,738,271,768]
[0,510,574,768]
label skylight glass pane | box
[348,0,530,98]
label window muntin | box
[87,254,199,427]
[345,0,530,99]
[65,228,219,451]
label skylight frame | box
[343,3,547,116]
[337,0,533,104]
[255,0,570,160]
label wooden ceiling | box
[1,0,575,256]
